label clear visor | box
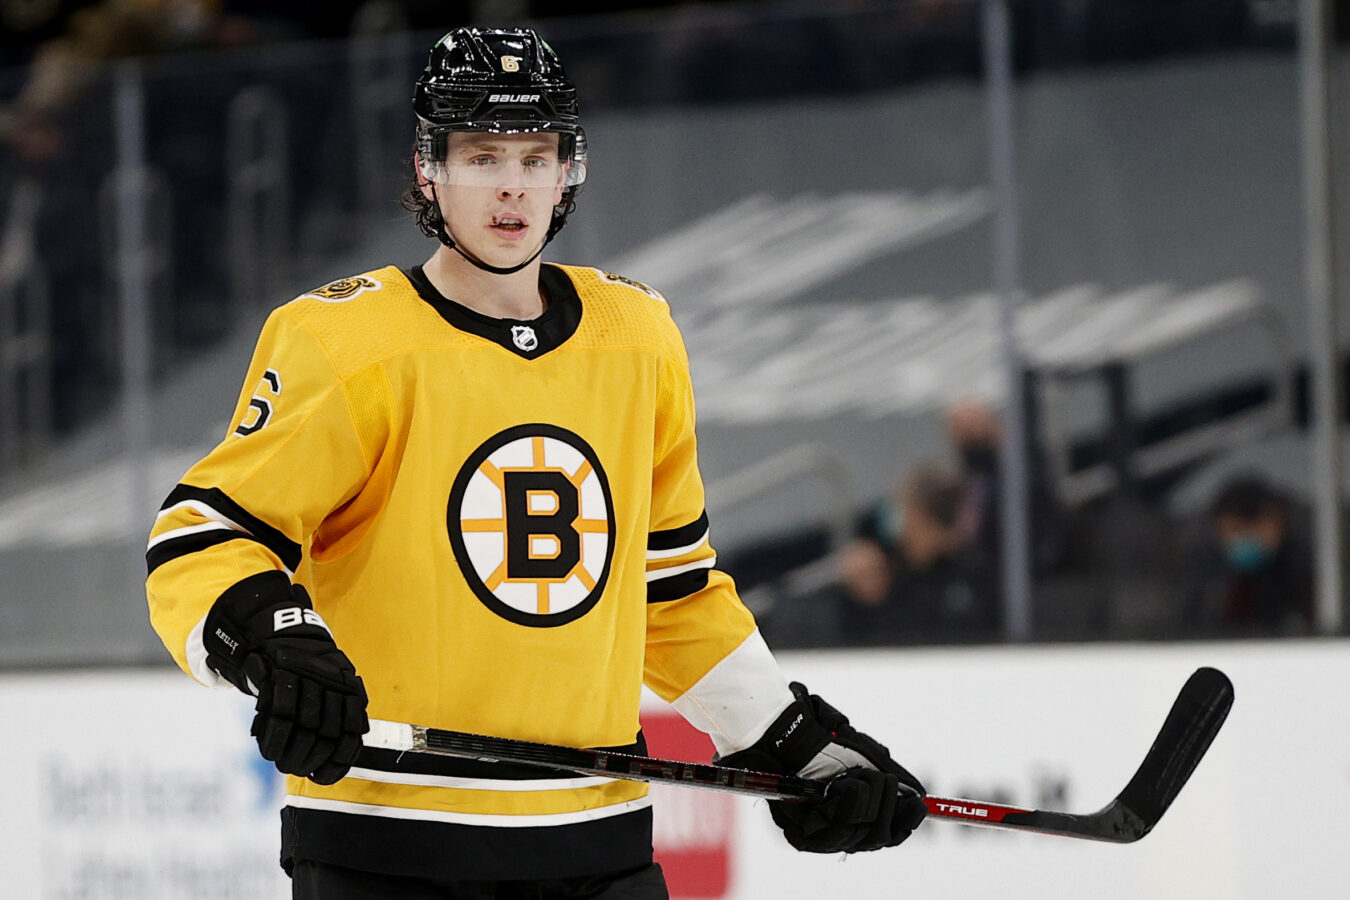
[418,126,587,188]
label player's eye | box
[468,155,496,166]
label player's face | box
[429,132,567,267]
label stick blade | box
[1112,666,1234,837]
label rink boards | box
[0,640,1342,899]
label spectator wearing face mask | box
[1183,474,1315,636]
[837,461,1000,645]
[944,398,1067,578]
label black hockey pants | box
[291,860,669,900]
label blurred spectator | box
[945,396,1067,577]
[0,1,98,69]
[1182,474,1314,636]
[0,1,250,166]
[837,460,999,645]
[0,1,385,165]
[728,398,1070,647]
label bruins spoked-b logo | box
[447,424,615,626]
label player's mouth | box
[490,214,529,240]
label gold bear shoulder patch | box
[597,270,666,303]
[301,275,381,303]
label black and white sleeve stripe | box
[646,510,714,604]
[146,484,302,575]
[646,510,709,558]
[646,567,712,603]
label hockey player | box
[146,26,927,899]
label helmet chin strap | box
[440,225,549,275]
[430,183,549,276]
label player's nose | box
[495,166,529,195]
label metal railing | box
[1041,294,1297,506]
[706,443,853,615]
[0,178,50,474]
[227,85,292,312]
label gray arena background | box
[0,6,1345,665]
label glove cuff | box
[723,694,832,775]
[203,571,330,693]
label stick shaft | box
[362,667,1232,843]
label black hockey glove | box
[202,571,369,785]
[718,682,927,853]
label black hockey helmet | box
[413,27,587,245]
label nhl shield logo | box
[511,325,539,352]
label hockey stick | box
[363,666,1232,843]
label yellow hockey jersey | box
[146,263,793,881]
